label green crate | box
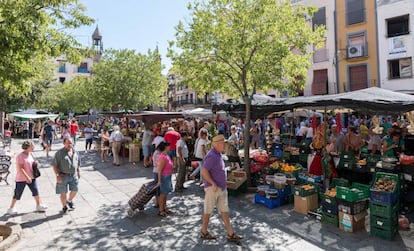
[336,183,370,202]
[370,212,398,230]
[370,225,398,241]
[282,151,290,162]
[294,185,317,197]
[322,212,339,227]
[330,178,350,188]
[373,172,400,191]
[370,201,400,217]
[367,154,381,164]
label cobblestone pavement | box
[0,138,413,250]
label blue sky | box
[73,0,192,73]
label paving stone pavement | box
[0,138,413,250]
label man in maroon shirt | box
[164,127,180,170]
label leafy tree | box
[90,48,166,111]
[0,0,93,107]
[168,0,325,181]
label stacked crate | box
[336,182,370,232]
[320,178,350,228]
[370,172,400,240]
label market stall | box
[216,87,414,240]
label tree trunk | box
[243,95,252,186]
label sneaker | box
[62,206,68,214]
[36,204,48,212]
[7,208,17,215]
[67,200,75,210]
[85,150,88,153]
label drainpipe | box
[374,0,381,87]
[334,1,340,93]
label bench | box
[0,155,11,185]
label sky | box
[73,0,192,73]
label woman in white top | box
[190,129,209,179]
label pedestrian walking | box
[156,141,173,217]
[200,135,243,242]
[109,125,123,166]
[51,137,80,214]
[70,119,79,147]
[7,141,48,215]
[175,131,189,192]
[83,122,94,153]
[43,120,57,158]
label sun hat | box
[212,134,227,145]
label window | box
[312,69,328,95]
[312,7,326,31]
[59,77,66,83]
[78,62,88,73]
[347,33,366,58]
[346,0,365,25]
[389,57,412,79]
[58,62,66,73]
[387,15,409,37]
[349,65,368,91]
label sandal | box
[200,231,217,240]
[165,209,174,215]
[158,211,167,217]
[227,233,243,241]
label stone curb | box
[0,222,22,251]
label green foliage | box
[168,0,325,179]
[168,0,325,98]
[90,48,166,111]
[0,0,94,103]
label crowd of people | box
[7,112,411,241]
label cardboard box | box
[338,210,367,233]
[294,194,318,215]
[227,171,247,190]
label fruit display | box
[357,159,367,165]
[301,184,314,191]
[325,187,336,197]
[373,177,396,192]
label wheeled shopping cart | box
[127,180,158,218]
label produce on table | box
[373,177,396,192]
[325,188,336,197]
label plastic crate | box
[322,201,338,215]
[338,159,355,170]
[373,172,400,188]
[254,193,289,209]
[370,189,399,205]
[370,212,398,230]
[336,183,370,202]
[330,178,350,188]
[369,201,400,217]
[298,173,323,183]
[337,199,368,215]
[370,225,398,241]
[352,164,369,173]
[321,212,339,227]
[294,185,316,197]
[367,154,381,164]
[320,192,338,207]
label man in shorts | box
[51,137,81,214]
[43,120,57,158]
[200,135,243,242]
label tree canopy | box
[90,48,166,111]
[0,0,94,107]
[168,0,325,179]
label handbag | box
[32,161,41,178]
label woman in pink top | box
[157,141,173,217]
[7,141,47,215]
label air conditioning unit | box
[348,45,363,58]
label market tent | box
[9,110,58,120]
[284,109,323,119]
[213,93,286,119]
[215,87,414,118]
[125,111,184,124]
[183,108,227,120]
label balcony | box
[77,67,89,73]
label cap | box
[212,134,227,145]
